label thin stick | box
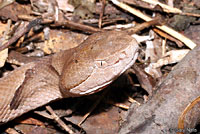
[98,0,106,28]
[141,0,182,14]
[0,19,42,51]
[54,20,103,33]
[126,19,160,35]
[142,0,200,17]
[18,15,103,34]
[46,106,74,134]
[78,89,109,126]
[153,28,184,48]
[105,100,129,110]
[111,0,196,49]
[128,96,141,105]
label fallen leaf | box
[0,48,8,67]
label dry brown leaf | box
[0,2,31,21]
[57,0,74,12]
[0,22,8,67]
[14,124,57,134]
[35,30,87,54]
[66,106,121,134]
[0,48,8,67]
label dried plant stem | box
[111,0,197,49]
[98,0,106,28]
[78,89,109,126]
[141,0,182,13]
[46,106,74,134]
[141,0,200,17]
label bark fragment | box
[119,46,200,134]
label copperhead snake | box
[0,30,139,124]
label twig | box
[111,0,197,49]
[123,0,200,17]
[98,0,106,28]
[18,15,103,33]
[54,20,103,33]
[103,22,135,29]
[0,18,42,51]
[128,96,141,105]
[78,89,109,126]
[34,110,53,120]
[141,0,182,14]
[126,19,160,35]
[142,0,200,17]
[46,105,74,134]
[18,15,54,24]
[105,100,129,110]
[153,28,184,48]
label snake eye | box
[95,60,107,68]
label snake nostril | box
[75,60,78,63]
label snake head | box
[59,31,139,97]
